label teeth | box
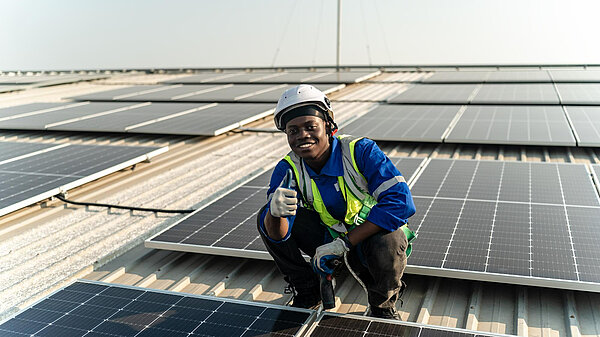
[299,143,313,148]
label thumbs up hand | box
[269,169,297,218]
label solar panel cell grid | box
[564,106,600,146]
[388,84,477,104]
[0,103,66,119]
[485,71,552,82]
[0,143,164,217]
[408,158,600,287]
[446,106,575,146]
[308,314,492,337]
[0,102,137,130]
[71,85,164,101]
[556,84,600,104]
[422,71,491,83]
[50,103,211,132]
[341,105,461,142]
[162,72,239,84]
[0,281,312,337]
[0,142,57,162]
[550,70,600,82]
[471,84,559,104]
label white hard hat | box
[274,84,333,131]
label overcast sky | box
[2,0,600,70]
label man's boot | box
[368,306,401,320]
[284,277,321,309]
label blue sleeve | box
[258,160,298,243]
[355,138,416,231]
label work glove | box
[312,237,350,276]
[269,169,297,218]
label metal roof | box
[0,69,599,337]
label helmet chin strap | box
[327,119,339,137]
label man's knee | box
[363,229,408,278]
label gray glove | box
[312,238,350,275]
[269,170,297,218]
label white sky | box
[2,0,600,70]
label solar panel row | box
[162,70,380,85]
[342,105,579,146]
[146,157,425,259]
[0,141,167,217]
[0,74,107,85]
[0,102,274,136]
[421,70,600,83]
[70,84,344,103]
[0,281,507,337]
[311,313,509,337]
[147,156,600,292]
[388,83,600,105]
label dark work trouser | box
[257,206,408,310]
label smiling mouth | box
[297,143,315,149]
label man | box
[257,84,416,319]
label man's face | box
[285,115,329,162]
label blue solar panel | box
[0,281,314,337]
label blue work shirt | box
[259,137,416,242]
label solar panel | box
[0,143,166,217]
[422,71,490,83]
[146,157,424,259]
[550,70,600,82]
[471,84,559,104]
[128,85,224,101]
[407,158,600,291]
[0,74,107,86]
[307,71,380,84]
[592,164,600,187]
[0,102,70,119]
[556,84,600,104]
[308,313,508,337]
[0,102,138,130]
[126,103,274,136]
[70,85,165,101]
[0,280,314,337]
[387,84,478,104]
[179,72,285,84]
[161,72,245,84]
[0,142,57,163]
[446,105,576,146]
[0,102,273,137]
[563,106,600,146]
[48,103,213,133]
[341,105,461,142]
[485,71,552,82]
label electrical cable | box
[271,1,299,67]
[359,0,373,65]
[373,0,393,65]
[55,194,195,214]
[311,0,325,66]
[343,251,370,315]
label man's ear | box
[326,123,332,136]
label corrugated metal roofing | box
[0,69,599,337]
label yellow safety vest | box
[282,135,415,256]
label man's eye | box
[307,125,316,130]
[287,129,297,135]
